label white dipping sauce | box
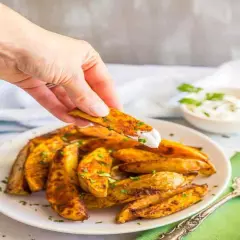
[128,128,161,148]
[185,92,240,121]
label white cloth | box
[0,60,239,132]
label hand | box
[0,4,121,126]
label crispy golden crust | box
[25,136,65,192]
[119,158,215,176]
[6,142,33,195]
[133,184,208,219]
[69,108,152,137]
[46,143,88,221]
[78,148,113,198]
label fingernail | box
[89,102,109,116]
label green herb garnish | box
[138,138,147,144]
[103,117,108,122]
[152,170,156,175]
[97,161,108,166]
[107,126,114,131]
[19,200,27,206]
[206,92,224,101]
[137,222,141,225]
[95,221,103,224]
[1,180,7,184]
[137,121,145,126]
[177,83,203,93]
[83,168,88,173]
[120,189,128,194]
[203,111,210,117]
[97,154,103,158]
[40,151,48,158]
[130,176,140,181]
[39,160,47,165]
[54,219,64,222]
[123,137,129,142]
[89,178,96,183]
[78,140,83,146]
[0,187,2,192]
[61,136,68,142]
[108,178,116,184]
[182,193,188,197]
[97,171,111,177]
[179,98,202,106]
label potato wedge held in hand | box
[25,136,65,192]
[119,158,216,176]
[116,184,195,223]
[69,108,152,137]
[6,142,33,195]
[46,143,88,221]
[134,184,208,219]
[78,147,113,197]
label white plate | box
[0,119,231,235]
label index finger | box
[83,54,122,110]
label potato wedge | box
[107,172,196,204]
[119,158,216,176]
[116,184,194,223]
[139,139,209,161]
[69,108,152,137]
[25,136,65,192]
[111,165,130,180]
[134,184,208,219]
[82,173,196,209]
[112,148,164,163]
[78,147,113,197]
[46,143,88,221]
[6,142,33,195]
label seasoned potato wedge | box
[46,143,88,221]
[139,139,209,161]
[25,136,65,192]
[112,148,164,163]
[119,158,216,176]
[6,142,33,195]
[83,173,196,209]
[78,148,113,197]
[116,184,194,223]
[134,184,208,219]
[69,108,152,137]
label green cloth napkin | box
[137,152,240,240]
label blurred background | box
[2,0,240,66]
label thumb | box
[62,69,109,117]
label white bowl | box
[180,88,240,134]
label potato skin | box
[78,147,113,198]
[46,143,88,221]
[119,158,216,176]
[25,136,65,192]
[134,184,208,219]
[82,172,197,209]
[6,142,33,195]
[116,184,195,223]
[69,108,152,137]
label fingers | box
[24,84,89,126]
[50,85,75,110]
[82,48,123,110]
[62,69,109,117]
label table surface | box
[0,119,239,240]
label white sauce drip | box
[128,128,161,148]
[185,93,240,121]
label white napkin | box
[0,60,239,132]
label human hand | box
[0,4,121,126]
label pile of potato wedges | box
[5,124,216,223]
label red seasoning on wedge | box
[69,108,161,148]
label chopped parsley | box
[108,178,116,184]
[83,168,88,173]
[54,219,64,222]
[177,83,203,93]
[97,153,103,158]
[1,179,8,184]
[48,216,53,221]
[137,121,145,126]
[42,204,51,207]
[40,151,48,158]
[123,137,129,142]
[137,222,141,225]
[152,170,156,175]
[0,187,2,192]
[39,160,47,165]
[130,176,140,181]
[103,117,108,122]
[78,140,83,146]
[203,111,210,117]
[212,194,216,196]
[179,98,202,106]
[89,178,96,183]
[222,135,230,138]
[61,136,68,142]
[95,221,103,224]
[97,161,108,166]
[206,92,224,101]
[169,133,174,137]
[97,171,111,177]
[182,193,188,198]
[108,149,113,153]
[120,189,128,194]
[138,138,147,144]
[107,126,114,131]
